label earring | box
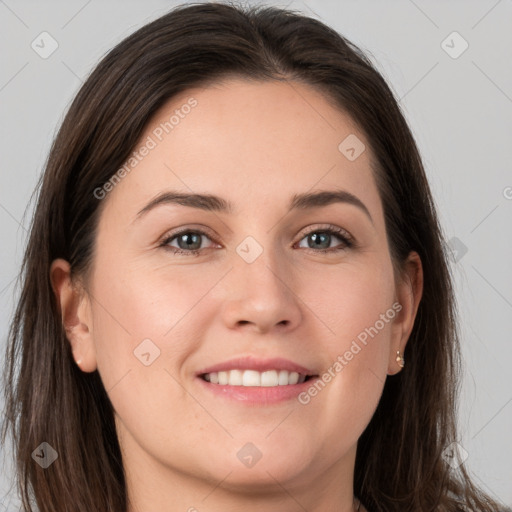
[396,350,405,368]
[75,357,82,366]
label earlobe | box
[50,258,97,372]
[387,251,423,375]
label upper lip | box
[196,356,317,376]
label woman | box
[1,2,509,511]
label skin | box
[51,78,423,512]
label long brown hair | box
[2,2,509,511]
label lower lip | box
[196,376,319,404]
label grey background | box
[1,0,511,509]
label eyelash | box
[159,225,355,257]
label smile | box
[201,369,313,386]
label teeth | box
[243,370,261,386]
[203,369,307,386]
[261,370,278,387]
[277,370,286,385]
[228,369,243,385]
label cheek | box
[303,253,396,349]
[84,261,163,390]
[87,262,200,448]
[89,255,214,349]
[297,257,395,422]
[87,254,226,420]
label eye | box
[295,225,354,253]
[160,228,217,256]
[159,224,355,256]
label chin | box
[202,448,312,490]
[214,462,308,492]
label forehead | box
[101,78,380,222]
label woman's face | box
[53,78,421,505]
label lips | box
[195,356,320,404]
[196,356,317,378]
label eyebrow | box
[134,189,373,223]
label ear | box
[50,258,97,372]
[387,251,423,375]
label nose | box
[219,247,303,334]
